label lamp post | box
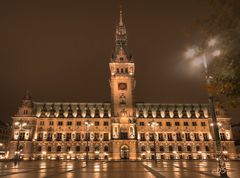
[85,120,93,164]
[148,121,158,163]
[14,120,27,162]
[185,38,228,177]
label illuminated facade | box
[9,10,236,160]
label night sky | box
[0,0,239,123]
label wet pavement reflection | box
[0,160,240,178]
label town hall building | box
[9,10,236,161]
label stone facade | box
[9,10,236,160]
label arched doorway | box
[120,145,129,159]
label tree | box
[203,0,240,106]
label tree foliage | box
[204,0,240,106]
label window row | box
[36,133,109,141]
[139,121,206,127]
[39,121,109,126]
[139,133,210,141]
[140,145,211,152]
[37,145,109,152]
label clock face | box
[118,83,127,90]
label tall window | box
[40,121,44,126]
[76,133,81,141]
[103,133,109,141]
[176,133,182,141]
[19,132,25,140]
[66,133,71,141]
[58,121,63,126]
[158,133,164,141]
[220,133,226,141]
[167,133,173,141]
[57,133,62,141]
[37,133,43,141]
[185,133,191,141]
[194,133,200,141]
[47,133,52,141]
[203,133,209,141]
[149,133,154,141]
[140,133,145,141]
[94,133,99,141]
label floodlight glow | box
[185,48,197,59]
[208,38,217,47]
[212,50,221,57]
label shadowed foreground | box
[0,160,240,178]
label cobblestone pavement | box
[0,160,240,178]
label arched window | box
[141,146,146,152]
[76,146,80,152]
[57,146,61,152]
[160,146,164,152]
[47,146,51,152]
[121,68,124,73]
[187,145,192,152]
[205,145,210,152]
[125,68,128,73]
[104,146,109,152]
[37,146,42,152]
[150,146,155,151]
[117,68,119,73]
[178,146,182,152]
[95,146,99,151]
[196,145,200,151]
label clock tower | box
[109,9,137,160]
[109,9,135,123]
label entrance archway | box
[120,145,129,159]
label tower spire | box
[119,7,123,26]
[114,7,128,58]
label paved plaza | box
[0,160,240,178]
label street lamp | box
[185,38,228,177]
[85,120,93,164]
[14,120,28,162]
[148,121,158,163]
